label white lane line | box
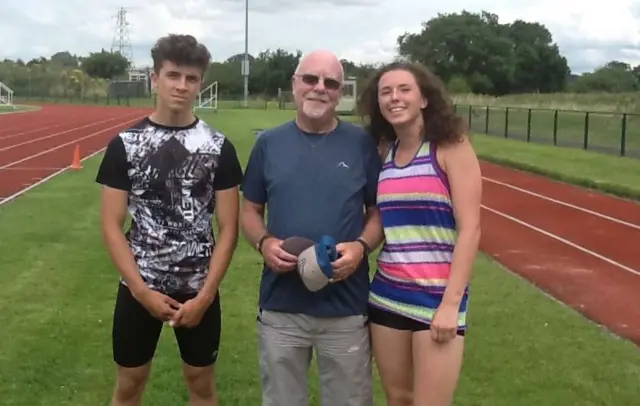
[482,204,640,277]
[0,114,145,170]
[0,147,107,206]
[0,114,139,151]
[483,176,640,231]
[0,115,114,140]
[0,167,65,171]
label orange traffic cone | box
[71,144,82,170]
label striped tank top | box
[368,140,468,330]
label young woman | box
[357,62,482,406]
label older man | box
[240,50,383,406]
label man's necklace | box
[299,120,337,151]
[304,131,330,151]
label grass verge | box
[0,105,40,114]
[471,133,640,201]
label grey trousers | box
[257,308,374,406]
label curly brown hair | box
[151,34,211,77]
[357,61,467,147]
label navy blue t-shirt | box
[241,119,381,317]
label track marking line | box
[0,114,145,170]
[0,147,107,206]
[0,115,115,140]
[0,107,40,116]
[0,167,65,171]
[483,176,640,230]
[0,113,140,151]
[0,114,70,137]
[482,204,640,277]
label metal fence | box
[9,93,639,159]
[108,81,149,98]
[14,95,149,107]
[455,105,639,158]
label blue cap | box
[297,235,340,291]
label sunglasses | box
[298,74,341,91]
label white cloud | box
[2,0,640,74]
[492,0,640,72]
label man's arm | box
[440,136,482,307]
[238,134,299,272]
[239,135,269,250]
[241,200,268,250]
[197,138,244,304]
[357,134,385,254]
[100,188,148,297]
[358,206,383,254]
[96,136,149,299]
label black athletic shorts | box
[112,283,222,368]
[368,305,465,336]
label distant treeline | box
[2,10,640,100]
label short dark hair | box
[150,34,211,76]
[357,61,467,147]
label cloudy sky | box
[2,0,640,74]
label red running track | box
[0,104,152,204]
[1,105,639,346]
[480,161,640,345]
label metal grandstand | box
[0,81,15,108]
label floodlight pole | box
[242,0,249,108]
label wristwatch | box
[356,237,371,258]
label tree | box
[49,51,79,68]
[569,61,639,93]
[505,20,569,93]
[7,30,637,102]
[251,48,302,97]
[81,50,130,80]
[397,11,570,95]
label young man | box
[240,50,384,406]
[95,34,243,406]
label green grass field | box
[1,109,640,405]
[472,133,640,200]
[454,92,640,113]
[0,105,39,113]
